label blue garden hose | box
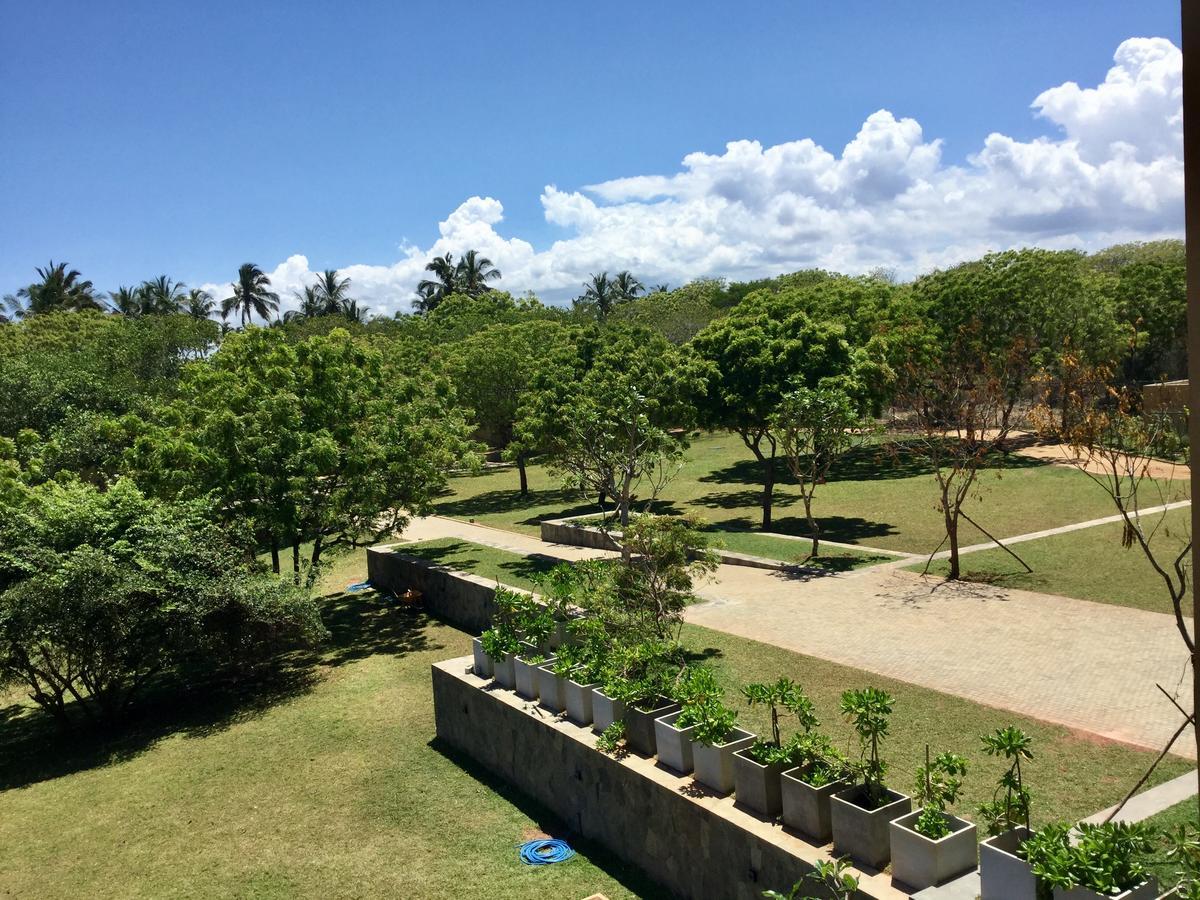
[518,838,576,866]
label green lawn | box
[1143,795,1198,891]
[0,545,1186,898]
[399,537,563,592]
[435,431,1176,557]
[912,507,1192,614]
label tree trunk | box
[761,456,776,530]
[270,536,280,575]
[292,538,301,585]
[517,453,529,496]
[803,494,819,557]
[310,535,324,578]
[945,506,960,580]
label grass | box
[911,507,1192,614]
[435,431,1179,557]
[0,543,1187,897]
[398,537,564,592]
[0,550,659,900]
[1144,796,1198,890]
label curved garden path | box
[398,515,1196,759]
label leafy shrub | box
[977,725,1033,836]
[742,677,818,765]
[840,687,895,807]
[0,478,325,728]
[911,747,968,838]
[1025,822,1157,896]
[675,665,740,746]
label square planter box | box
[563,674,599,726]
[513,650,554,700]
[471,638,493,678]
[781,769,851,843]
[536,663,567,713]
[625,697,680,757]
[591,688,627,735]
[1056,881,1157,900]
[654,711,697,774]
[890,809,978,890]
[733,748,786,817]
[830,786,912,869]
[692,728,756,795]
[980,826,1035,900]
[492,652,516,689]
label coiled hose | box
[518,838,576,866]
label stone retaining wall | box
[432,658,898,900]
[366,545,526,633]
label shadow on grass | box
[434,488,575,519]
[428,737,672,900]
[704,515,899,545]
[0,589,437,792]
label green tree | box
[139,275,187,315]
[313,268,352,315]
[221,263,280,326]
[442,320,571,494]
[689,295,885,529]
[0,477,324,728]
[4,261,102,318]
[612,270,644,302]
[577,272,620,319]
[416,254,457,311]
[772,383,878,556]
[128,328,477,579]
[184,288,215,320]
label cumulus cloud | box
[209,37,1183,316]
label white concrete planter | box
[591,688,627,735]
[889,809,978,890]
[491,652,516,689]
[625,697,680,757]
[563,674,599,726]
[830,786,912,869]
[1056,880,1157,900]
[732,748,786,817]
[980,826,1035,900]
[513,649,554,700]
[471,638,493,678]
[780,770,851,843]
[691,728,756,795]
[536,663,567,713]
[654,711,697,774]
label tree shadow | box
[428,737,672,900]
[434,488,573,519]
[691,488,800,511]
[0,588,438,792]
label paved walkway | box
[400,516,1196,759]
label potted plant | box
[479,626,518,688]
[781,731,854,843]
[537,655,570,713]
[763,857,860,900]
[734,677,819,818]
[978,726,1036,900]
[830,687,911,869]
[556,615,608,726]
[655,665,720,774]
[889,746,975,890]
[510,593,556,700]
[1024,822,1158,900]
[598,640,681,756]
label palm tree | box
[184,288,214,319]
[139,275,187,314]
[108,285,145,317]
[454,250,501,296]
[612,271,644,302]
[650,282,670,294]
[341,299,371,323]
[221,263,279,326]
[291,284,324,319]
[415,253,457,312]
[313,269,351,315]
[580,272,619,318]
[6,261,102,318]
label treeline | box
[0,240,1184,726]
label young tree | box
[772,382,875,557]
[689,295,886,529]
[517,327,702,538]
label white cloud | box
[209,37,1183,317]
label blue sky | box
[0,1,1184,311]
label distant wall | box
[367,545,526,634]
[432,659,893,900]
